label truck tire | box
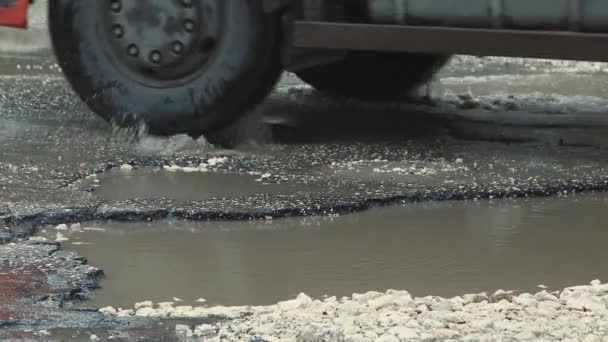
[49,0,282,140]
[296,52,449,101]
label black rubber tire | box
[49,0,282,138]
[295,52,449,101]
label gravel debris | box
[91,280,608,341]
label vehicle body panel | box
[0,0,29,28]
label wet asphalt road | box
[2,64,608,237]
[3,50,608,339]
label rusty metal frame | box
[293,21,608,62]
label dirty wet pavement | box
[3,11,608,340]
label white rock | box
[534,290,558,302]
[463,293,488,304]
[538,300,561,310]
[120,164,133,171]
[117,309,134,317]
[386,289,412,298]
[278,293,313,311]
[434,328,460,339]
[135,307,157,317]
[419,332,437,342]
[388,326,418,339]
[590,279,602,286]
[514,329,536,340]
[195,298,207,303]
[430,301,453,312]
[28,236,48,242]
[157,302,174,309]
[375,333,399,342]
[368,294,398,310]
[565,293,606,312]
[172,297,183,302]
[69,223,82,232]
[251,323,275,335]
[394,297,416,309]
[55,224,68,231]
[90,335,100,342]
[416,304,428,313]
[99,306,117,315]
[513,293,537,307]
[581,334,601,342]
[134,300,153,310]
[175,324,193,337]
[55,232,69,242]
[346,334,366,342]
[164,165,181,172]
[443,312,468,324]
[405,320,420,328]
[343,324,359,335]
[209,157,227,165]
[470,318,494,330]
[491,289,513,302]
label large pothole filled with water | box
[38,192,608,308]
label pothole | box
[37,192,608,309]
[83,168,313,203]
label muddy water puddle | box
[41,193,608,308]
[88,168,313,203]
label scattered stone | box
[513,293,537,307]
[388,326,419,339]
[70,223,82,232]
[463,293,488,304]
[564,293,606,312]
[104,280,608,340]
[491,289,514,302]
[175,324,193,337]
[120,164,133,171]
[172,297,183,302]
[99,306,117,315]
[55,224,68,231]
[90,334,100,342]
[55,232,69,242]
[134,300,153,310]
[117,309,134,317]
[582,334,601,342]
[205,157,228,167]
[193,324,216,337]
[195,298,207,303]
[376,334,399,342]
[514,329,536,340]
[534,290,558,302]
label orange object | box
[0,0,29,29]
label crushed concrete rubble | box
[94,280,608,341]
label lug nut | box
[172,41,184,54]
[184,20,195,32]
[127,44,139,57]
[112,25,124,38]
[150,50,162,64]
[110,0,122,12]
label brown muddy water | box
[41,192,608,308]
[91,168,314,203]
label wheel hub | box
[103,0,221,82]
